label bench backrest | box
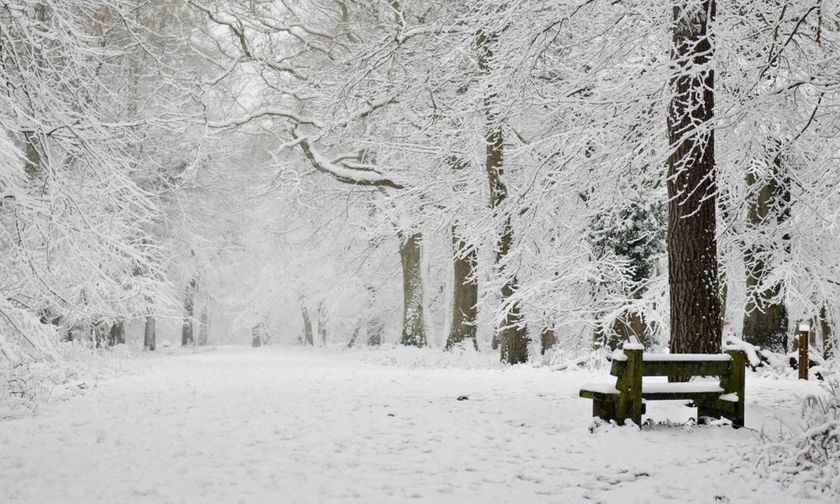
[611,353,734,378]
[610,348,747,379]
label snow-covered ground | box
[0,346,830,503]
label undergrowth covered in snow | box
[0,304,130,419]
[752,379,840,498]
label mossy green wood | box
[626,349,643,425]
[611,359,732,377]
[579,390,617,401]
[720,349,746,427]
[582,349,747,428]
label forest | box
[1,1,840,502]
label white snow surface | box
[0,346,830,503]
[642,382,724,394]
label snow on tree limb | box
[293,133,403,190]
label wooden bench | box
[580,345,746,428]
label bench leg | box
[697,403,721,424]
[730,401,744,429]
[593,400,615,422]
[697,401,744,429]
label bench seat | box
[579,347,747,427]
[580,382,724,401]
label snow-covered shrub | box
[0,301,60,365]
[752,380,840,498]
[0,301,64,417]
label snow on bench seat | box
[643,382,724,394]
[641,382,725,401]
[579,383,620,401]
[580,383,619,395]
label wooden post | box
[618,345,644,426]
[723,349,746,428]
[798,323,810,380]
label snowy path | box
[0,347,827,503]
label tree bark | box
[366,317,383,346]
[93,321,108,348]
[610,312,648,349]
[820,305,833,360]
[144,315,156,351]
[445,227,478,350]
[108,320,125,346]
[667,0,721,354]
[198,307,209,346]
[742,147,789,352]
[181,278,196,346]
[301,304,314,346]
[540,327,557,355]
[251,324,263,347]
[399,232,426,347]
[21,4,47,181]
[477,30,528,363]
[347,319,362,348]
[316,299,328,347]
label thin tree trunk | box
[820,305,833,359]
[399,232,426,347]
[109,320,125,346]
[610,312,648,349]
[198,308,209,346]
[251,324,263,347]
[94,321,108,348]
[540,327,557,355]
[22,4,47,181]
[316,300,328,347]
[445,226,478,350]
[667,0,721,354]
[363,285,383,346]
[144,315,156,351]
[742,147,789,352]
[347,319,362,348]
[23,133,43,179]
[301,304,314,346]
[477,30,528,363]
[182,278,196,346]
[366,317,383,346]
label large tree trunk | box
[182,278,196,346]
[144,315,156,351]
[477,30,528,363]
[300,304,314,346]
[667,0,721,354]
[316,300,328,347]
[445,227,478,350]
[399,232,426,347]
[742,147,790,352]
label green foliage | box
[589,199,665,285]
